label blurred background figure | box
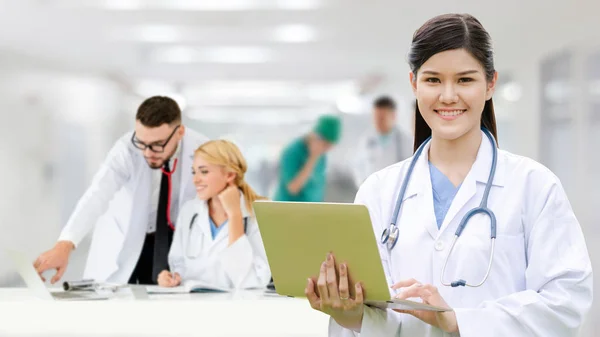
[273,115,341,202]
[351,96,412,188]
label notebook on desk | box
[146,280,230,294]
[252,201,451,312]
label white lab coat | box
[352,127,412,188]
[167,192,271,289]
[58,128,209,283]
[331,130,593,337]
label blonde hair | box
[194,140,267,215]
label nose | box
[193,172,202,185]
[439,83,459,104]
[143,147,154,157]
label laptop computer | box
[253,201,449,311]
[5,249,109,301]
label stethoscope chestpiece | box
[450,279,467,287]
[381,224,400,250]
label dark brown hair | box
[408,13,498,152]
[374,96,396,110]
[136,96,182,127]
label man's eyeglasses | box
[131,125,180,153]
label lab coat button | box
[435,240,445,251]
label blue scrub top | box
[209,217,228,240]
[429,162,461,229]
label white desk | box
[0,287,330,336]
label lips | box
[434,109,466,117]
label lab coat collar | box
[400,143,437,238]
[401,141,431,202]
[403,129,504,199]
[472,130,505,187]
[437,131,505,234]
[398,129,505,239]
[166,140,182,169]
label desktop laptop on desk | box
[6,249,109,301]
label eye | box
[425,77,440,83]
[201,170,209,174]
[458,77,474,83]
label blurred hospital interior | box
[0,0,598,335]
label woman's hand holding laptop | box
[305,253,364,332]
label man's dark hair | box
[136,96,182,127]
[373,96,396,110]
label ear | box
[226,171,237,184]
[409,71,417,96]
[178,124,186,138]
[486,71,498,100]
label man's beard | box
[145,158,165,169]
[144,147,175,169]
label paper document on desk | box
[146,280,230,294]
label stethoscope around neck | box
[381,128,498,288]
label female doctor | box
[157,140,271,289]
[305,13,593,337]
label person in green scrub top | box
[274,115,342,202]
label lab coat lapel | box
[404,142,439,240]
[209,221,229,250]
[116,157,152,278]
[438,131,496,235]
[128,160,152,237]
[438,171,477,236]
[193,200,212,240]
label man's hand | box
[33,241,74,284]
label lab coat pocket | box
[449,214,508,287]
[491,233,527,292]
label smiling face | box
[410,48,497,142]
[191,154,235,200]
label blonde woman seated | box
[157,140,271,290]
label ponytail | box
[238,179,267,215]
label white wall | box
[0,53,125,285]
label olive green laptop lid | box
[253,201,453,312]
[253,201,390,301]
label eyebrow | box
[421,70,480,76]
[134,136,166,145]
[195,165,208,169]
